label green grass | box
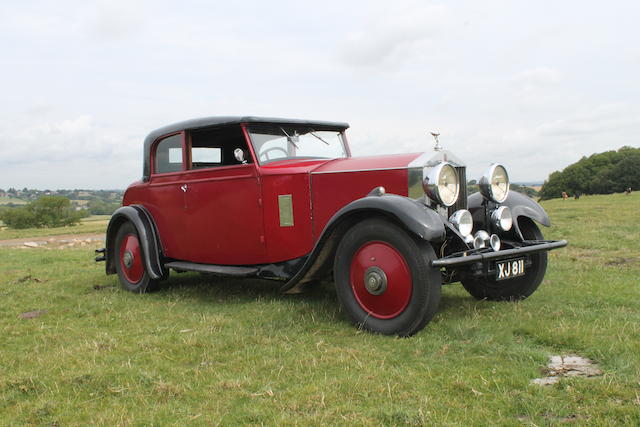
[0,215,109,240]
[1,194,639,425]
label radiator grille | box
[448,166,468,217]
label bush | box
[87,199,120,215]
[0,208,39,229]
[0,196,83,229]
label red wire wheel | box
[119,233,144,284]
[349,241,412,319]
[334,218,442,336]
[114,222,158,293]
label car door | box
[144,132,192,260]
[182,125,267,265]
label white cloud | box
[510,67,563,108]
[0,111,144,188]
[338,3,449,67]
[88,0,145,41]
[3,115,102,163]
[537,104,640,137]
[512,67,562,86]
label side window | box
[189,125,252,170]
[193,147,222,165]
[154,134,183,174]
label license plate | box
[496,258,525,281]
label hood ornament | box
[430,132,442,151]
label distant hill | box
[539,146,640,200]
[0,188,123,214]
[0,196,27,206]
[467,182,538,198]
[512,181,543,187]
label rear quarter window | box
[154,134,183,174]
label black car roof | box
[142,116,350,181]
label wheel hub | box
[349,241,412,319]
[123,250,134,268]
[364,266,387,295]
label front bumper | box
[431,239,567,268]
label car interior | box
[189,125,252,169]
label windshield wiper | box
[279,127,299,148]
[308,130,330,145]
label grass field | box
[0,215,109,240]
[1,194,639,425]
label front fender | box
[502,191,550,227]
[105,205,166,279]
[326,192,447,242]
[468,191,550,239]
[280,190,445,293]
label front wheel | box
[461,220,548,301]
[333,219,442,336]
[114,222,159,293]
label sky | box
[1,0,639,190]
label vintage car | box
[97,116,566,336]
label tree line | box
[539,146,640,200]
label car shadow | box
[150,273,492,326]
[156,272,292,300]
[149,272,342,324]
[158,272,338,305]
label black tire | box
[114,222,159,293]
[333,218,442,336]
[461,220,548,301]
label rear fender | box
[105,205,166,279]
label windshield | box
[248,125,348,165]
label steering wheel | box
[259,146,288,162]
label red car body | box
[124,150,417,265]
[99,116,566,336]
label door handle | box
[180,184,188,192]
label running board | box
[164,261,259,277]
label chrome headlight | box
[489,234,501,251]
[423,162,459,207]
[491,206,513,231]
[479,164,510,203]
[449,209,473,237]
[473,230,490,249]
[472,230,501,251]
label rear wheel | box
[334,218,441,336]
[114,222,159,293]
[461,220,548,300]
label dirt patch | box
[0,233,104,249]
[15,275,44,284]
[605,257,636,266]
[531,355,602,386]
[20,310,48,319]
[518,413,585,423]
